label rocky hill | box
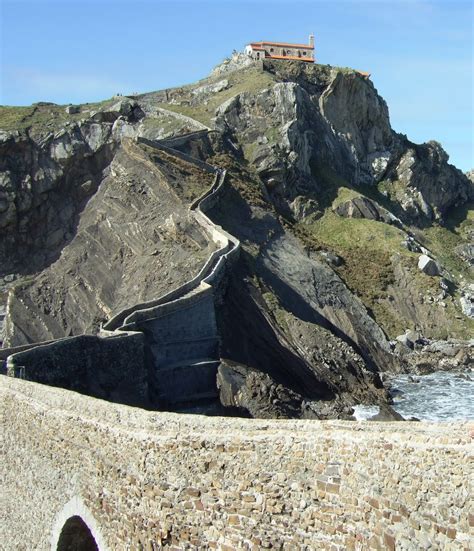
[1,55,472,418]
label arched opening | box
[56,516,99,551]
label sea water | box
[353,370,474,421]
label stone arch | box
[56,516,98,551]
[50,497,109,551]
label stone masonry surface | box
[5,332,147,407]
[1,376,472,551]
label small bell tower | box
[309,33,315,48]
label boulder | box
[92,99,144,124]
[217,360,304,419]
[290,196,319,220]
[418,254,440,276]
[460,292,474,319]
[401,235,421,253]
[369,404,405,421]
[395,333,414,350]
[319,250,344,267]
[192,79,229,96]
[439,278,451,291]
[65,105,80,115]
[334,196,400,226]
[216,362,245,409]
[455,242,474,267]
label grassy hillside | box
[295,178,473,339]
[156,66,276,127]
[0,99,114,135]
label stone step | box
[154,359,220,405]
[151,338,219,366]
[158,358,220,372]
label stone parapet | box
[1,376,472,550]
[5,331,147,408]
[137,136,215,173]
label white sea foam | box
[353,370,474,421]
[352,405,380,420]
[389,370,474,421]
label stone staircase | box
[103,131,240,407]
[3,127,240,410]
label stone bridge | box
[1,376,472,550]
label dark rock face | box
[0,102,146,276]
[214,249,389,416]
[317,70,395,185]
[0,128,115,275]
[217,360,305,419]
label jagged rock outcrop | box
[399,338,474,373]
[211,51,253,77]
[318,69,395,184]
[0,101,144,275]
[387,141,472,222]
[214,60,473,226]
[460,285,474,318]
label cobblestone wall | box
[1,376,472,551]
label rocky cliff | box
[1,56,472,418]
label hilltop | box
[0,54,472,418]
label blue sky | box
[1,0,472,170]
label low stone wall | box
[104,237,227,331]
[137,137,215,173]
[6,332,147,407]
[100,143,240,405]
[125,283,220,405]
[156,106,210,131]
[158,129,212,149]
[1,376,472,551]
[0,339,57,360]
[123,282,214,329]
[159,130,216,161]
